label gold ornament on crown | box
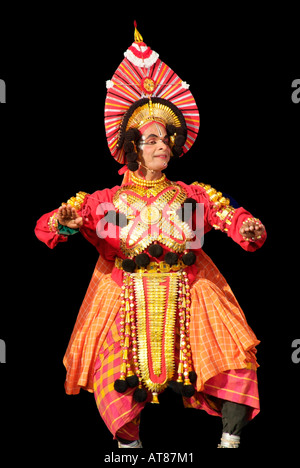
[126,99,181,131]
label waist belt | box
[115,256,187,273]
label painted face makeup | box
[137,122,171,174]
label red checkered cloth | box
[93,309,259,439]
[189,251,259,392]
[93,342,148,440]
[64,250,260,438]
[63,256,120,395]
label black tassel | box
[126,374,139,388]
[182,251,196,266]
[135,253,150,268]
[127,161,139,172]
[122,259,136,273]
[164,252,179,266]
[148,243,163,258]
[189,371,197,383]
[114,379,128,393]
[168,380,184,395]
[133,387,148,402]
[182,384,195,397]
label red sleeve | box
[34,187,120,252]
[34,209,69,249]
[225,207,266,252]
[182,181,267,252]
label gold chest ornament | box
[113,174,194,257]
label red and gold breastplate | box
[113,173,194,257]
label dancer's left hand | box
[239,219,265,241]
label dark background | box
[1,4,299,462]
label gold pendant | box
[132,271,179,395]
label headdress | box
[104,22,200,172]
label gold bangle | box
[242,217,261,226]
[48,212,59,233]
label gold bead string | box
[130,172,166,188]
[119,273,136,381]
[177,271,193,386]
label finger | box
[65,204,73,218]
[65,207,71,219]
[66,205,78,219]
[59,206,67,218]
[241,226,252,234]
[71,208,78,219]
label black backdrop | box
[1,4,299,462]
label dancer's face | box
[138,123,171,172]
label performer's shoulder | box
[172,179,208,193]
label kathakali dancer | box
[35,23,266,448]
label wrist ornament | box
[48,191,87,234]
[48,212,59,233]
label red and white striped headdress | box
[104,22,200,165]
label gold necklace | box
[131,172,166,188]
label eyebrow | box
[145,133,159,139]
[145,133,168,140]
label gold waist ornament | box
[115,270,195,404]
[114,256,187,273]
[134,272,178,394]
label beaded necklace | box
[130,172,166,188]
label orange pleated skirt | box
[63,249,260,437]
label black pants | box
[221,400,249,436]
[118,398,250,444]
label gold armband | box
[192,182,236,232]
[62,191,87,211]
[192,182,231,207]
